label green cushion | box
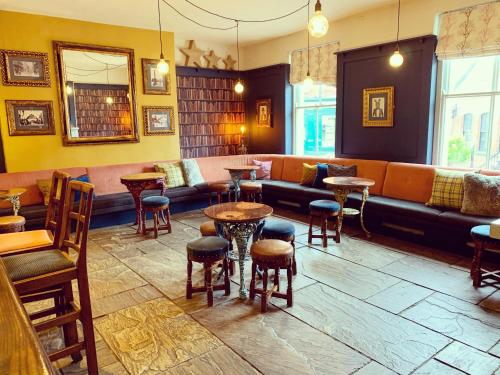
[4,250,75,282]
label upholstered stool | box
[0,215,26,234]
[186,236,231,307]
[249,239,294,312]
[208,182,232,205]
[261,221,297,275]
[240,181,262,202]
[470,225,500,287]
[308,200,341,247]
[200,221,217,237]
[141,196,172,238]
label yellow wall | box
[0,11,180,172]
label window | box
[436,55,500,170]
[293,83,336,156]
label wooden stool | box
[249,239,294,312]
[141,196,172,238]
[308,200,341,247]
[200,221,217,237]
[208,183,231,205]
[261,220,297,275]
[186,236,231,307]
[240,181,262,202]
[0,215,26,233]
[470,225,500,287]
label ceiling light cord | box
[307,0,310,75]
[161,0,236,30]
[236,20,240,71]
[158,0,164,57]
[396,0,400,50]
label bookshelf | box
[176,71,245,158]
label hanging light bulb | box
[156,0,169,75]
[303,73,314,91]
[106,96,113,105]
[234,80,244,94]
[308,0,329,38]
[389,0,404,68]
[66,84,73,95]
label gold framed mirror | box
[53,41,139,145]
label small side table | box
[0,215,26,233]
[224,166,260,202]
[0,188,27,216]
[470,225,500,287]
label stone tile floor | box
[34,208,499,375]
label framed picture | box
[143,106,175,135]
[0,50,50,87]
[256,98,272,127]
[5,100,55,136]
[362,86,394,127]
[141,58,170,95]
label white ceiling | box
[0,0,396,46]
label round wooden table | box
[323,176,375,238]
[224,166,260,201]
[204,202,273,299]
[0,188,27,216]
[120,173,166,234]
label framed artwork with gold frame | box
[362,86,394,127]
[0,50,50,87]
[141,58,171,95]
[256,98,272,127]
[143,106,175,135]
[5,100,55,136]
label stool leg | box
[321,215,328,248]
[217,192,222,205]
[208,192,212,206]
[153,212,159,238]
[308,215,314,243]
[472,241,483,288]
[287,264,293,307]
[258,192,262,203]
[249,262,257,300]
[166,207,172,233]
[274,268,280,291]
[141,208,147,235]
[291,238,297,276]
[205,262,213,307]
[261,267,268,313]
[223,257,231,296]
[186,259,193,299]
[335,216,341,244]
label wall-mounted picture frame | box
[362,86,394,127]
[143,106,175,135]
[141,58,170,95]
[0,50,50,87]
[5,100,55,136]
[256,98,272,127]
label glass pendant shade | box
[308,1,329,38]
[303,74,314,91]
[234,80,244,94]
[389,50,404,67]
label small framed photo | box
[5,100,55,136]
[256,98,272,127]
[362,86,394,127]
[141,58,170,95]
[1,50,50,87]
[143,106,175,135]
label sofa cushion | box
[382,163,436,203]
[252,160,272,180]
[312,163,329,189]
[155,162,186,188]
[365,195,443,222]
[438,211,496,232]
[426,169,465,210]
[327,163,357,177]
[461,173,500,217]
[300,163,317,186]
[330,158,387,195]
[181,159,204,187]
[281,156,333,183]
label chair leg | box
[249,262,257,300]
[166,208,172,233]
[223,257,230,296]
[186,259,193,299]
[472,241,483,288]
[208,193,212,206]
[205,262,213,307]
[258,192,262,203]
[335,217,341,244]
[287,264,293,307]
[308,215,314,243]
[153,211,159,239]
[321,215,328,248]
[77,276,98,375]
[141,208,147,235]
[61,282,81,362]
[217,193,222,205]
[261,267,268,313]
[274,268,280,291]
[291,239,297,276]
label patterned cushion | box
[309,200,340,213]
[253,160,272,180]
[4,250,74,282]
[300,163,317,186]
[461,173,500,217]
[426,169,465,210]
[181,159,205,187]
[312,163,329,189]
[327,164,357,177]
[186,236,229,258]
[141,195,170,207]
[155,162,186,189]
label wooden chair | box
[2,180,98,374]
[0,171,70,256]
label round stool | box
[261,220,297,275]
[308,200,341,247]
[208,182,232,205]
[240,182,262,202]
[470,225,500,287]
[141,196,172,238]
[249,239,294,312]
[186,236,231,307]
[200,221,217,237]
[0,215,26,233]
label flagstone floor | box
[35,208,499,375]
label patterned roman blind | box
[289,42,340,85]
[436,1,500,59]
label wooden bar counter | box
[0,259,57,375]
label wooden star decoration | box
[180,40,204,67]
[223,55,237,70]
[204,50,221,69]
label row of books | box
[75,96,129,104]
[74,89,129,97]
[180,134,241,147]
[76,117,132,125]
[176,76,239,90]
[76,102,131,111]
[181,145,238,158]
[177,89,242,102]
[75,110,131,118]
[179,123,242,136]
[78,130,132,137]
[177,100,244,113]
[178,112,244,125]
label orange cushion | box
[0,229,53,254]
[382,163,437,203]
[331,158,388,195]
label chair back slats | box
[45,171,70,246]
[60,180,94,269]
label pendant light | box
[308,0,329,38]
[105,64,113,105]
[234,21,244,94]
[389,0,404,68]
[303,3,314,91]
[156,0,169,74]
